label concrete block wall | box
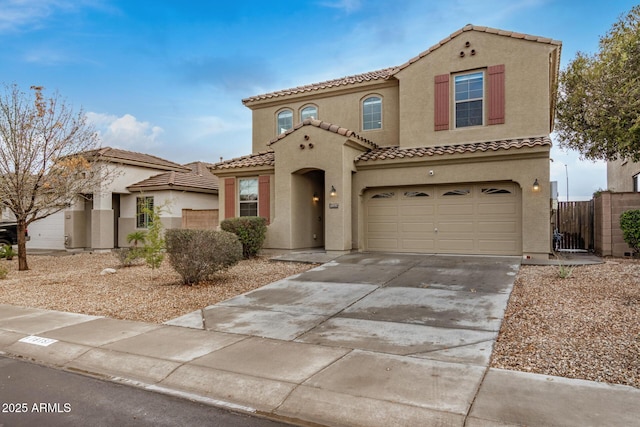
[594,192,640,257]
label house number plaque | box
[329,203,339,209]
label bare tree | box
[0,83,107,270]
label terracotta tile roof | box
[82,147,190,172]
[242,25,560,105]
[242,67,396,104]
[355,136,552,162]
[128,161,219,193]
[395,24,561,73]
[268,118,378,149]
[211,151,275,170]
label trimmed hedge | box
[165,229,242,285]
[620,209,640,255]
[220,216,267,258]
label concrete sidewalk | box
[1,253,638,426]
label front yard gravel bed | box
[0,252,638,389]
[0,253,315,324]
[491,259,639,389]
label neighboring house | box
[65,148,218,250]
[212,25,561,261]
[607,158,640,193]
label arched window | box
[363,96,382,130]
[277,110,293,134]
[300,105,317,121]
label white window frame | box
[277,109,293,134]
[136,196,154,229]
[300,105,318,121]
[362,96,382,131]
[238,177,259,217]
[454,71,484,128]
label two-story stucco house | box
[212,25,562,261]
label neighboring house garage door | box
[26,211,66,250]
[364,182,521,255]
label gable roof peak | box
[393,24,561,74]
[267,118,378,149]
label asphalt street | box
[0,356,292,427]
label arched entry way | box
[291,169,325,249]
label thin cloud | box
[87,112,164,152]
[317,0,362,13]
[177,56,276,92]
[0,0,108,33]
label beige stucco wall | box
[249,82,399,153]
[265,127,368,251]
[607,158,640,192]
[395,31,558,147]
[594,191,640,257]
[353,146,551,259]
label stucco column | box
[91,190,114,250]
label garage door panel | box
[438,239,475,251]
[400,205,435,217]
[437,221,474,233]
[479,239,519,252]
[367,238,399,250]
[367,222,398,233]
[478,202,517,215]
[401,239,436,250]
[438,203,474,216]
[400,222,434,233]
[367,205,398,216]
[478,221,518,233]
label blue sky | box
[1,0,637,200]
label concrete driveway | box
[174,252,520,367]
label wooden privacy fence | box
[554,201,594,251]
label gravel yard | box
[0,252,638,389]
[0,252,315,324]
[491,259,640,389]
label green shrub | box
[0,245,16,260]
[0,264,8,279]
[220,216,267,258]
[620,209,640,255]
[165,229,242,285]
[141,205,165,271]
[113,247,144,267]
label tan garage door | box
[365,182,521,255]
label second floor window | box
[239,178,258,216]
[363,96,382,130]
[136,196,154,228]
[634,173,640,192]
[300,106,317,121]
[277,110,293,134]
[455,72,483,128]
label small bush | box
[220,217,267,258]
[0,264,8,279]
[113,247,144,267]
[620,209,640,255]
[165,229,242,285]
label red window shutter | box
[487,64,505,125]
[258,175,270,224]
[434,74,450,131]
[224,178,235,219]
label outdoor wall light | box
[533,178,540,192]
[330,185,337,197]
[313,192,319,202]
